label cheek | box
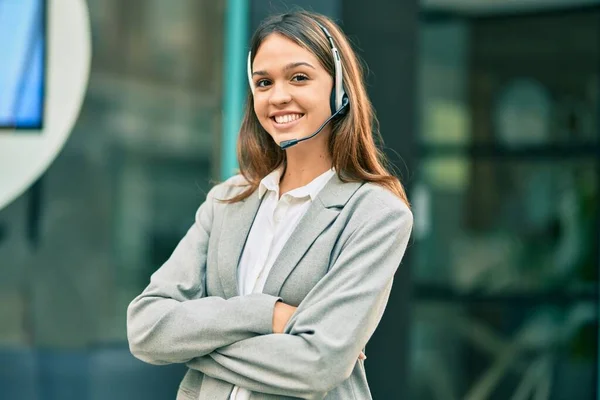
[306,91,332,119]
[303,86,332,112]
[252,97,262,115]
[253,98,274,132]
[253,98,267,121]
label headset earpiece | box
[339,94,349,114]
[330,90,349,115]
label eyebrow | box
[252,61,316,77]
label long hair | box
[225,11,409,206]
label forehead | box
[253,33,323,71]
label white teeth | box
[274,114,302,124]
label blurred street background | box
[0,0,599,399]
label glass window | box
[411,302,597,400]
[415,158,597,293]
[412,3,600,398]
[0,1,225,398]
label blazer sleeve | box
[186,199,413,399]
[126,184,281,365]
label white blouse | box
[230,167,335,400]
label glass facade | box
[0,1,225,398]
[411,3,599,399]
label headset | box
[247,21,350,150]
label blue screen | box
[0,0,46,130]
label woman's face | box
[251,33,334,147]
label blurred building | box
[0,0,598,399]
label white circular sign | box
[0,0,91,210]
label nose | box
[268,81,292,106]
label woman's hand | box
[272,301,297,334]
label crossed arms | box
[127,186,412,399]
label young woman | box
[127,10,413,400]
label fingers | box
[272,302,298,334]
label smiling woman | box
[127,10,413,400]
[230,11,408,204]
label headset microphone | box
[279,97,348,150]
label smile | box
[271,113,304,126]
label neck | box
[279,144,332,194]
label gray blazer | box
[127,173,413,400]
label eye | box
[291,74,309,82]
[256,79,271,88]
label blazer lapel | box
[262,175,364,297]
[217,190,262,299]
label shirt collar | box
[258,166,336,201]
[258,167,283,199]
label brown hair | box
[225,10,409,206]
